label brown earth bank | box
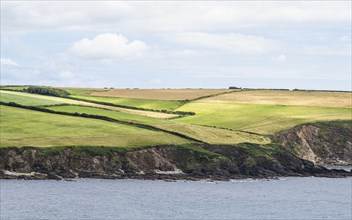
[0,143,350,181]
[273,121,352,166]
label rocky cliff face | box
[273,121,352,166]
[1,121,351,180]
[1,143,350,180]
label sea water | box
[1,177,351,219]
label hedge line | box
[0,101,204,143]
[68,96,196,116]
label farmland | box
[87,88,230,100]
[46,105,270,145]
[0,90,177,119]
[174,89,351,134]
[175,102,351,134]
[0,105,190,147]
[70,95,184,111]
[200,90,352,108]
[0,86,351,148]
[0,90,80,106]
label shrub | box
[25,86,70,97]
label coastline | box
[1,145,351,181]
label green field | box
[0,105,190,147]
[70,95,184,111]
[175,102,352,134]
[47,105,269,145]
[201,90,352,108]
[65,89,103,96]
[0,90,80,106]
[1,86,351,148]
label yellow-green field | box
[70,95,184,111]
[0,90,80,106]
[0,105,190,147]
[200,90,352,108]
[175,102,351,134]
[0,90,177,119]
[46,105,270,145]
[0,86,350,148]
[87,88,230,100]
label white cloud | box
[0,58,18,66]
[164,32,277,54]
[68,33,147,60]
[276,54,287,62]
[1,2,350,34]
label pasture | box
[70,95,184,111]
[201,90,352,108]
[47,105,270,145]
[0,90,177,119]
[0,105,190,147]
[175,102,352,134]
[0,90,79,106]
[1,86,350,148]
[88,89,230,100]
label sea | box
[1,177,351,219]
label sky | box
[1,1,351,90]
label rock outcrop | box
[1,121,351,180]
[1,143,350,180]
[273,121,352,165]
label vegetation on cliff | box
[0,86,351,179]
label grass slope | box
[70,95,184,111]
[201,90,352,108]
[0,105,190,147]
[88,89,230,100]
[0,90,178,119]
[47,105,270,145]
[65,89,103,96]
[175,102,352,134]
[0,90,80,106]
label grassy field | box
[64,89,105,96]
[87,89,230,100]
[0,90,80,106]
[0,90,178,119]
[47,105,270,145]
[201,90,352,108]
[175,102,352,134]
[70,95,184,111]
[0,105,190,147]
[1,86,350,148]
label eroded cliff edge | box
[273,120,352,166]
[1,120,351,180]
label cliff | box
[1,120,351,180]
[273,121,352,166]
[0,143,350,180]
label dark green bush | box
[25,86,70,97]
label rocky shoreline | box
[1,121,351,181]
[1,145,351,181]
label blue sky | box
[1,1,351,90]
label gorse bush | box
[25,86,70,97]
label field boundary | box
[0,102,205,144]
[173,89,244,110]
[66,96,196,116]
[190,123,270,140]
